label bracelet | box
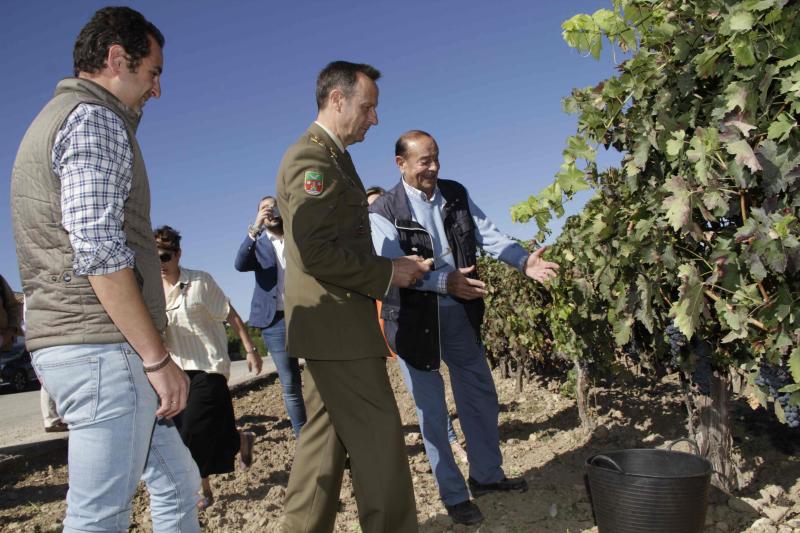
[143,352,172,373]
[246,349,258,355]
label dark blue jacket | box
[234,233,278,329]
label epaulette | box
[308,134,358,189]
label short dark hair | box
[365,186,385,197]
[73,6,165,76]
[316,61,381,110]
[395,130,435,158]
[154,225,181,251]
[258,195,275,209]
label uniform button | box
[424,328,430,333]
[346,292,351,298]
[63,274,72,282]
[51,275,58,282]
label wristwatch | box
[248,224,264,238]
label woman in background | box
[155,225,262,510]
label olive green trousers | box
[281,357,418,533]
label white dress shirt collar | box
[314,121,345,153]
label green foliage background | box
[226,324,265,360]
[500,0,799,424]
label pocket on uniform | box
[34,355,99,426]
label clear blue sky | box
[1,0,620,316]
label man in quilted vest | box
[10,7,200,532]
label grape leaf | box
[773,214,797,239]
[743,0,778,11]
[729,11,754,32]
[613,315,633,345]
[725,119,756,137]
[774,399,786,424]
[726,139,763,172]
[635,275,655,333]
[731,36,756,66]
[724,83,749,112]
[702,188,728,211]
[714,299,749,342]
[746,253,768,281]
[687,128,719,184]
[786,348,800,386]
[632,135,652,169]
[663,175,692,231]
[556,162,590,193]
[562,14,602,59]
[767,113,795,142]
[666,130,686,157]
[565,135,596,162]
[669,263,704,340]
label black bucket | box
[585,439,712,533]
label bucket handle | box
[667,437,701,456]
[590,454,624,473]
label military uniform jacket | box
[276,123,393,360]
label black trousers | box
[174,370,240,477]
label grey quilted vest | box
[10,78,166,351]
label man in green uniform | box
[276,61,429,533]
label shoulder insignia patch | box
[304,170,324,196]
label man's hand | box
[446,265,487,300]
[254,202,271,228]
[247,350,263,375]
[524,247,560,283]
[391,255,431,288]
[147,358,190,419]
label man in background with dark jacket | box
[235,195,307,437]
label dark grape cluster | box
[665,324,687,368]
[689,338,712,396]
[755,365,799,429]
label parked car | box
[0,339,38,393]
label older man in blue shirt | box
[369,130,559,526]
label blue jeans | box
[446,415,458,444]
[32,343,201,533]
[261,315,306,437]
[397,304,504,506]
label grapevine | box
[501,0,800,490]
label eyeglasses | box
[159,252,174,263]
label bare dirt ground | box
[1,361,798,532]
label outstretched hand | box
[446,265,487,300]
[524,247,560,283]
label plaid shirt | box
[52,103,135,276]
